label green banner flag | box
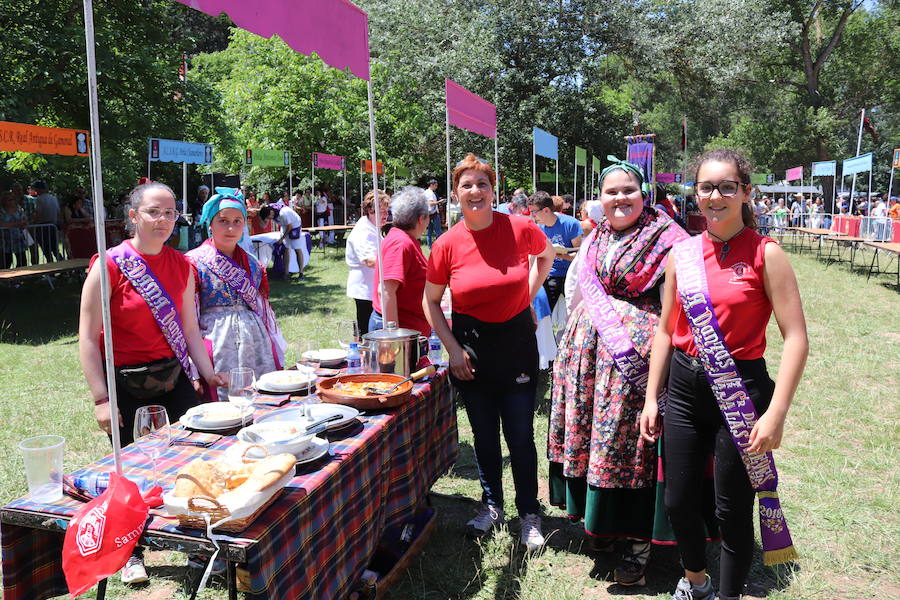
[539,172,557,182]
[575,146,587,166]
[750,173,774,185]
[394,166,410,178]
[244,148,290,167]
[592,155,600,171]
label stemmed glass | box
[133,405,171,488]
[228,367,256,426]
[336,320,361,350]
[296,342,321,417]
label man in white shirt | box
[423,179,443,246]
[277,205,308,280]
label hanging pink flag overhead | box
[785,166,803,181]
[313,152,346,170]
[445,79,497,139]
[176,0,370,80]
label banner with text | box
[313,152,345,170]
[842,153,873,176]
[811,160,836,177]
[360,159,384,174]
[149,138,212,164]
[245,149,290,167]
[750,173,775,185]
[892,149,900,169]
[0,121,89,156]
[656,173,683,183]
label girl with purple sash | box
[187,188,285,401]
[78,182,225,584]
[642,149,808,600]
[548,157,688,586]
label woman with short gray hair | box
[369,186,431,333]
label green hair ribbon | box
[598,155,649,195]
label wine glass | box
[296,342,321,417]
[133,405,171,488]
[336,320,361,350]
[228,367,256,425]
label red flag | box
[62,473,162,597]
[863,116,878,141]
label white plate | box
[254,403,359,431]
[179,413,249,432]
[301,348,347,367]
[256,370,317,393]
[184,403,252,428]
[236,421,314,457]
[224,437,329,465]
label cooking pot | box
[361,321,426,376]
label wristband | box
[93,396,109,406]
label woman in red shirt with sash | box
[423,154,555,551]
[642,150,808,600]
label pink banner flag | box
[176,0,370,80]
[313,152,345,170]
[445,79,497,139]
[785,166,803,181]
[657,172,679,183]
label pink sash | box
[673,234,797,565]
[191,242,285,369]
[107,243,192,376]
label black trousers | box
[542,276,565,312]
[664,349,774,598]
[354,298,374,335]
[110,371,200,447]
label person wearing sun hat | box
[186,188,286,401]
[547,156,691,586]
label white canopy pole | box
[343,166,347,225]
[555,160,559,196]
[182,162,187,215]
[493,135,499,207]
[532,141,536,194]
[573,156,577,215]
[366,63,384,314]
[82,0,123,474]
[289,157,293,196]
[849,109,864,215]
[445,102,452,214]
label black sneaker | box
[614,540,650,586]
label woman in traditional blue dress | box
[186,188,285,399]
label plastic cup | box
[18,435,65,503]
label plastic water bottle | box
[428,330,443,364]
[346,342,362,374]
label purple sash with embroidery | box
[577,228,651,395]
[191,243,285,369]
[107,243,192,376]
[673,234,797,565]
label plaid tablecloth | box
[1,368,457,600]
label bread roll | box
[174,458,227,498]
[217,453,296,504]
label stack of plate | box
[256,370,317,394]
[254,404,359,432]
[180,402,253,431]
[301,348,347,368]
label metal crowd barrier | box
[0,223,67,269]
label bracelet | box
[93,396,109,406]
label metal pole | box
[493,135,499,207]
[366,75,385,313]
[555,160,559,196]
[289,158,293,196]
[182,162,187,215]
[532,141,536,194]
[82,0,122,474]
[343,166,347,225]
[849,109,865,214]
[573,156,577,214]
[445,102,451,213]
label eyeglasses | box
[139,207,180,222]
[695,180,743,198]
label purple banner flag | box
[176,0,371,80]
[313,152,346,171]
[445,79,497,139]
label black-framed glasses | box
[695,180,743,198]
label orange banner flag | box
[0,121,89,156]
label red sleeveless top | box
[672,229,776,360]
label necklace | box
[708,226,745,261]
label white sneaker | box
[121,554,149,584]
[520,513,545,551]
[466,504,505,537]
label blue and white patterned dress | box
[187,243,279,399]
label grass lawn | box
[0,240,897,599]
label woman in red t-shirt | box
[641,150,808,600]
[370,187,430,334]
[423,154,555,551]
